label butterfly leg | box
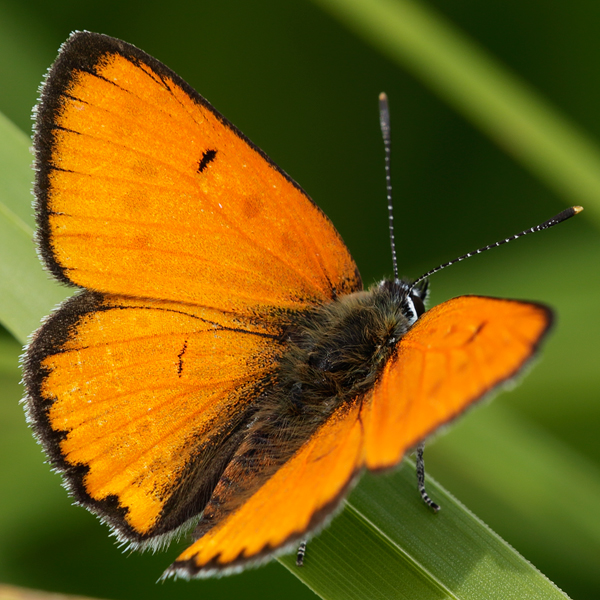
[296,540,307,566]
[416,443,440,512]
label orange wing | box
[168,401,365,578]
[35,32,360,312]
[26,32,361,547]
[362,295,552,469]
[24,292,284,546]
[165,295,551,577]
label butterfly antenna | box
[411,205,583,290]
[379,92,399,282]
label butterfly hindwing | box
[24,291,286,546]
[167,401,365,578]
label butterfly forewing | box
[35,32,361,312]
[362,296,552,469]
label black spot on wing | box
[198,149,217,173]
[177,340,188,376]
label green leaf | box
[0,111,69,343]
[279,461,569,599]
[428,403,600,582]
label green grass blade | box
[279,460,569,599]
[0,111,69,343]
[313,0,600,225]
[428,403,600,585]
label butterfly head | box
[375,277,429,328]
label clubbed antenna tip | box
[411,205,584,289]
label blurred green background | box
[0,0,599,599]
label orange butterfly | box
[23,31,580,579]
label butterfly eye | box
[411,292,426,318]
[403,292,426,325]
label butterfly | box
[22,31,580,579]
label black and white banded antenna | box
[409,205,583,293]
[378,94,582,288]
[379,92,399,282]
